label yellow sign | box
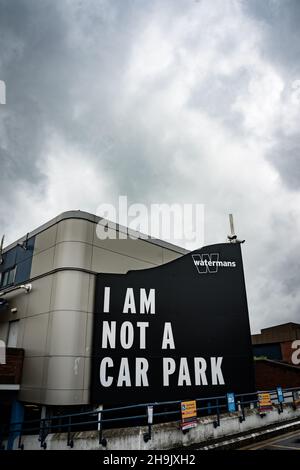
[181,400,197,419]
[258,392,272,411]
[181,400,197,430]
[293,391,300,408]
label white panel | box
[42,389,84,406]
[162,248,183,264]
[47,310,87,356]
[85,313,93,355]
[87,275,96,313]
[30,247,55,278]
[7,320,19,347]
[27,275,53,316]
[22,313,49,356]
[34,225,57,254]
[46,356,84,390]
[53,241,92,270]
[91,246,156,274]
[93,233,163,265]
[50,271,90,312]
[56,219,94,244]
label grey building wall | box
[0,211,187,406]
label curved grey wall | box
[0,212,186,405]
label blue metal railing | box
[1,386,299,450]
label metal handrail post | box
[67,416,73,448]
[213,398,220,428]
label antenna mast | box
[227,214,245,244]
[0,235,4,264]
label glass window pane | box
[2,271,9,287]
[8,267,16,285]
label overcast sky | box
[1,0,300,333]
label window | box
[8,267,16,285]
[0,266,16,288]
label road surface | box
[241,429,300,450]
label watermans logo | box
[192,253,236,274]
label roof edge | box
[255,358,300,371]
[3,210,189,255]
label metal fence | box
[1,386,300,450]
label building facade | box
[252,323,300,364]
[252,322,300,390]
[0,211,187,413]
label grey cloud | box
[242,0,300,76]
[242,0,300,193]
[1,0,300,332]
[187,68,252,130]
[267,134,300,190]
[0,0,186,221]
[0,0,71,191]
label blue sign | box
[227,392,236,412]
[277,387,284,403]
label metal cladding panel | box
[53,241,92,270]
[47,310,88,356]
[30,247,55,278]
[56,218,94,244]
[33,224,57,255]
[50,270,90,312]
[0,214,189,406]
[91,243,255,405]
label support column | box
[7,400,24,450]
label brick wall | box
[255,359,300,390]
[252,323,300,345]
[0,347,24,384]
[280,341,294,364]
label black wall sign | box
[91,243,255,405]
